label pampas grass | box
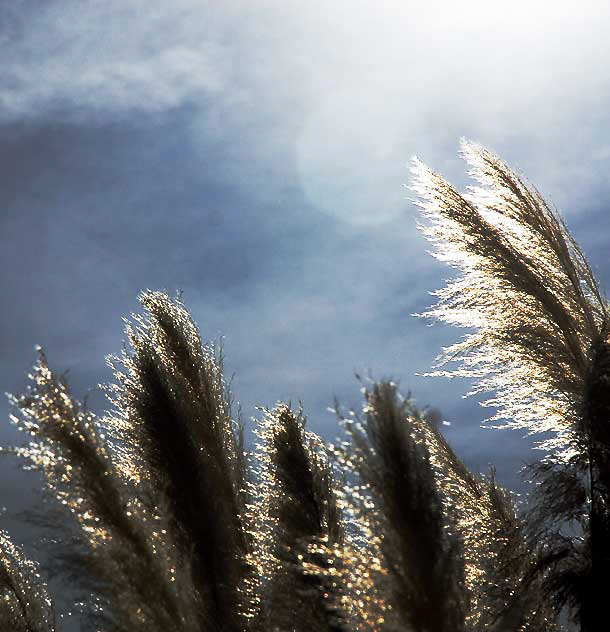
[7,137,610,629]
[6,286,564,631]
[0,530,54,632]
[411,140,607,459]
[106,291,253,631]
[334,381,468,632]
[412,141,610,630]
[250,404,346,631]
[8,349,199,632]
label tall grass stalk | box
[412,141,610,629]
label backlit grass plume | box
[8,349,199,632]
[337,381,468,632]
[336,381,555,630]
[411,140,608,459]
[412,141,610,630]
[106,291,253,631]
[0,531,55,632]
[474,474,556,632]
[412,410,555,631]
[251,404,346,631]
[8,192,607,629]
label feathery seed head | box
[412,140,608,461]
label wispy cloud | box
[0,1,227,118]
[4,1,610,224]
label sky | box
[3,0,610,556]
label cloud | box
[4,0,610,226]
[0,1,227,118]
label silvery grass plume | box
[411,410,556,631]
[250,404,347,631]
[106,291,253,632]
[476,475,556,632]
[411,141,610,630]
[335,381,468,632]
[7,349,199,632]
[0,530,55,632]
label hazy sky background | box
[3,0,610,567]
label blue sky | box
[3,0,610,525]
